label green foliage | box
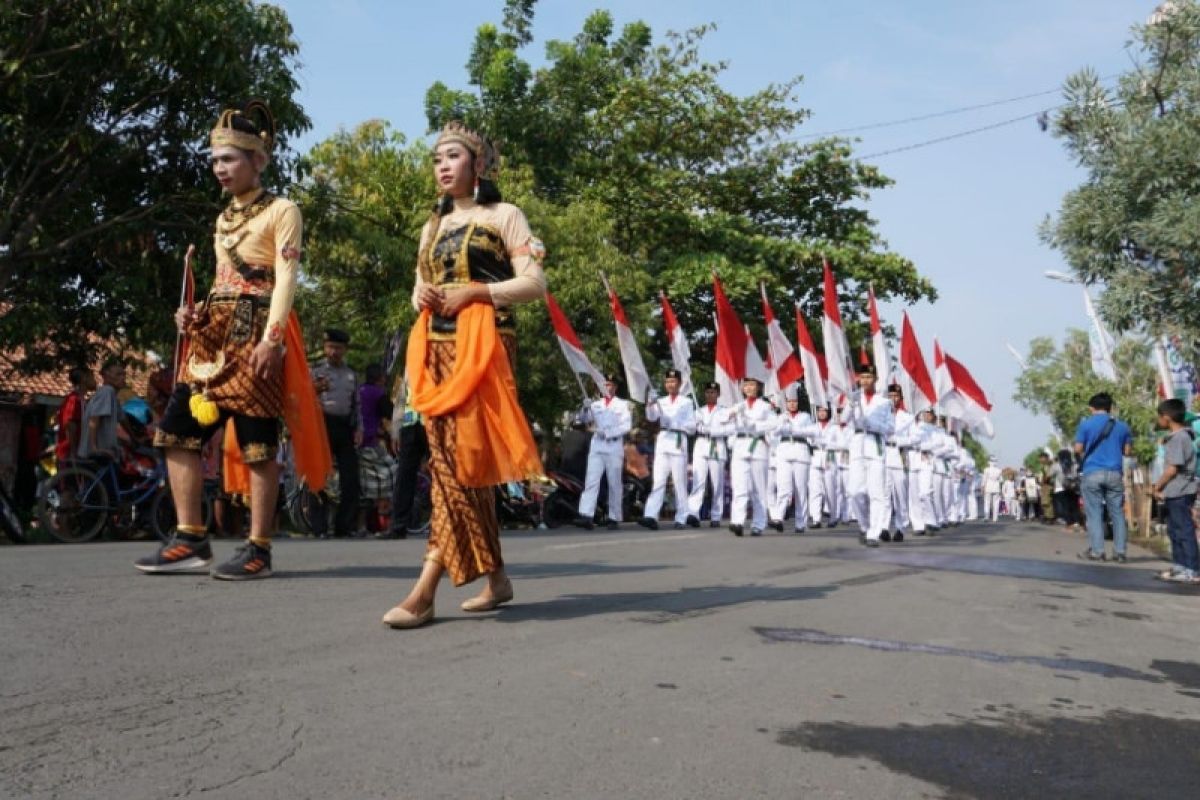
[1043,0,1200,354]
[0,0,307,371]
[960,432,989,471]
[1013,329,1159,462]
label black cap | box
[741,376,763,386]
[604,372,620,384]
[858,364,877,377]
[665,368,682,380]
[324,328,350,344]
[887,383,903,395]
[703,381,720,393]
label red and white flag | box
[745,324,773,398]
[933,338,953,406]
[821,259,855,401]
[545,290,606,394]
[897,312,935,414]
[794,304,828,409]
[943,352,994,437]
[602,274,652,403]
[659,290,693,398]
[713,273,749,406]
[761,283,803,392]
[867,285,892,388]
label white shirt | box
[646,393,696,456]
[982,465,1003,493]
[584,396,632,453]
[885,408,917,469]
[775,411,818,463]
[694,403,735,461]
[848,392,894,461]
[731,397,777,461]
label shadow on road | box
[280,561,675,581]
[777,709,1200,799]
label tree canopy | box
[1042,0,1200,353]
[0,0,307,371]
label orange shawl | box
[406,302,543,487]
[223,312,331,495]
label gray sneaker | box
[1076,550,1105,562]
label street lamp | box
[1043,270,1079,284]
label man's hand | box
[175,305,195,333]
[250,341,283,382]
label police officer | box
[686,382,734,527]
[575,374,633,530]
[311,327,362,538]
[641,369,696,530]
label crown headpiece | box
[209,102,275,155]
[434,121,500,180]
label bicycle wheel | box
[0,484,25,543]
[150,487,214,542]
[38,467,109,543]
[286,488,321,535]
[540,489,577,530]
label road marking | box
[546,533,708,551]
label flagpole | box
[172,243,196,384]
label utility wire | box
[856,109,1048,159]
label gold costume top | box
[411,197,547,338]
[212,188,301,346]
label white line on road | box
[545,533,709,551]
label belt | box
[779,436,811,444]
[698,434,728,440]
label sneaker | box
[709,520,720,528]
[673,521,685,530]
[769,519,784,532]
[211,540,273,581]
[1113,552,1127,564]
[1165,570,1199,583]
[134,534,213,574]
[637,516,659,531]
[750,528,763,536]
[1076,550,1105,562]
[864,538,880,548]
[573,516,594,531]
[1156,566,1185,581]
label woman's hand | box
[416,284,444,313]
[250,341,284,382]
[439,284,491,317]
[175,305,195,333]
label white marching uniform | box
[576,396,633,522]
[935,429,958,526]
[885,408,917,534]
[643,393,697,525]
[808,419,835,526]
[769,410,819,530]
[982,463,1003,522]
[911,420,939,532]
[729,397,777,532]
[847,392,895,541]
[688,403,735,522]
[833,422,853,524]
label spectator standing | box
[357,363,396,534]
[55,367,95,469]
[1152,398,1199,583]
[981,458,1003,521]
[1022,470,1042,521]
[1074,393,1134,562]
[311,328,362,538]
[379,377,429,539]
[78,360,127,461]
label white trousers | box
[837,466,852,523]
[985,491,1002,521]
[730,455,768,529]
[687,451,726,521]
[931,472,947,526]
[888,467,909,531]
[577,447,624,522]
[644,450,689,524]
[770,458,810,529]
[808,463,827,525]
[849,457,890,539]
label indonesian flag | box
[943,352,994,437]
[897,312,935,414]
[659,290,693,397]
[867,285,892,388]
[746,325,774,399]
[713,273,750,406]
[794,304,828,409]
[933,338,953,406]
[545,290,606,394]
[601,274,652,403]
[761,283,803,390]
[821,258,855,401]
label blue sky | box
[275,0,1148,465]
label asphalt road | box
[3,519,1199,799]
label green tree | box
[1042,0,1200,353]
[1013,328,1158,461]
[0,0,307,371]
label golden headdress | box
[434,120,500,180]
[209,100,275,155]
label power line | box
[856,109,1048,160]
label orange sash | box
[406,303,543,488]
[223,312,332,496]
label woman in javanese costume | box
[136,100,329,580]
[382,122,546,628]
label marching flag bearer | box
[729,377,777,536]
[574,373,632,530]
[847,365,894,547]
[641,369,696,530]
[883,383,917,542]
[769,382,819,533]
[687,382,734,527]
[808,404,834,528]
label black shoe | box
[211,540,273,580]
[880,531,892,542]
[769,519,784,532]
[686,515,701,528]
[709,520,720,528]
[375,530,407,540]
[864,538,881,548]
[811,522,823,530]
[135,533,213,574]
[573,516,594,531]
[730,524,744,537]
[638,516,659,531]
[1113,552,1127,563]
[893,531,904,543]
[927,526,939,536]
[606,520,620,530]
[914,529,927,536]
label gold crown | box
[434,121,499,179]
[209,105,274,155]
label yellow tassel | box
[189,393,220,426]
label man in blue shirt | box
[1073,393,1134,562]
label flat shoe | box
[461,581,514,612]
[382,603,434,629]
